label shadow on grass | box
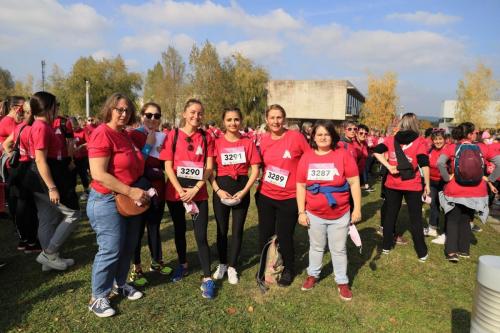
[0,279,84,332]
[451,308,471,333]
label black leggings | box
[429,180,445,229]
[133,200,165,265]
[256,192,297,271]
[445,204,473,255]
[74,158,90,189]
[166,200,211,277]
[382,188,428,258]
[213,176,250,267]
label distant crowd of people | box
[0,93,498,318]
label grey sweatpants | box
[33,192,80,253]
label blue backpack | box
[454,144,484,186]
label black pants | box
[74,158,90,189]
[429,180,444,229]
[256,192,297,271]
[133,199,165,265]
[7,163,39,244]
[383,188,428,258]
[445,204,473,255]
[166,200,211,277]
[213,176,250,267]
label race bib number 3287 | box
[307,163,338,181]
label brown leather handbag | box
[115,177,151,217]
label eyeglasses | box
[185,137,194,151]
[144,113,161,120]
[114,108,129,115]
[346,127,358,132]
[358,131,367,135]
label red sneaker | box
[301,276,317,291]
[337,284,352,301]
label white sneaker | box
[80,192,89,201]
[431,234,446,245]
[42,258,75,271]
[424,227,438,237]
[212,264,227,280]
[36,251,67,271]
[227,267,239,285]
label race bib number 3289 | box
[264,166,289,188]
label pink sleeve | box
[158,130,174,161]
[88,129,111,158]
[248,140,262,165]
[344,151,359,178]
[32,125,49,151]
[296,154,307,183]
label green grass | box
[1,183,498,333]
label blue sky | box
[1,0,499,117]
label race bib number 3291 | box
[221,146,246,166]
[264,166,289,188]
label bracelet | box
[298,211,306,215]
[48,186,57,192]
[215,188,220,193]
[194,184,200,190]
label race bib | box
[176,161,203,180]
[221,146,246,166]
[264,166,289,188]
[307,163,338,181]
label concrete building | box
[267,80,365,123]
[440,100,500,129]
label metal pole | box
[41,60,46,91]
[85,80,90,118]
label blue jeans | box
[306,211,350,284]
[87,189,142,299]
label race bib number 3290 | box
[264,166,289,188]
[176,161,203,180]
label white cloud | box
[386,11,461,26]
[0,0,109,49]
[121,0,302,34]
[295,24,466,72]
[121,31,195,54]
[91,50,113,60]
[216,39,285,60]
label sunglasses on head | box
[185,136,194,151]
[432,128,445,133]
[144,113,161,120]
[346,127,358,132]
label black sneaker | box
[277,268,294,287]
[446,253,459,263]
[17,240,28,251]
[24,243,42,254]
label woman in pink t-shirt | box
[159,99,216,299]
[256,104,309,287]
[210,108,261,285]
[296,120,361,300]
[373,113,430,261]
[87,93,148,317]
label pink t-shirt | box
[257,130,309,200]
[214,136,261,179]
[88,124,145,194]
[297,148,358,219]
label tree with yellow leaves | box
[456,63,498,128]
[360,72,399,132]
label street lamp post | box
[85,80,90,118]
